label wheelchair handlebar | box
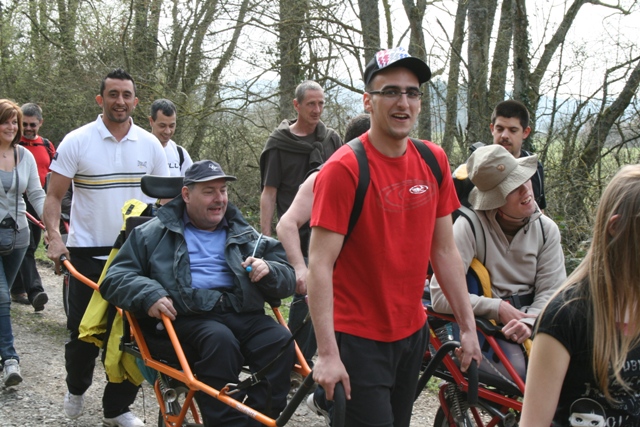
[26,212,46,230]
[415,341,479,407]
[332,381,347,427]
[467,359,478,407]
[60,256,100,292]
[276,373,346,427]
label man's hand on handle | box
[148,297,177,320]
[312,354,351,401]
[47,236,69,275]
[455,328,483,372]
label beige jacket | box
[430,208,566,326]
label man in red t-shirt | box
[306,47,482,427]
[10,103,53,311]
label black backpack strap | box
[43,138,55,163]
[410,138,442,188]
[177,145,185,169]
[18,138,55,162]
[346,138,369,242]
[303,164,322,181]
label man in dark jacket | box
[259,81,342,368]
[101,160,296,427]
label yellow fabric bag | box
[468,257,532,356]
[77,199,151,385]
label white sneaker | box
[307,393,331,426]
[63,391,84,419]
[3,359,22,387]
[103,411,144,427]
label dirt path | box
[1,261,439,426]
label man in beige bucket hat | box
[431,144,566,344]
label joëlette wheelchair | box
[61,175,345,427]
[416,264,528,427]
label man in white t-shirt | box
[149,98,193,176]
[43,68,169,427]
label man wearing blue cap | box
[101,160,297,427]
[306,47,482,426]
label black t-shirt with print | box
[537,286,640,427]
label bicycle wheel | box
[433,403,515,427]
[434,406,474,427]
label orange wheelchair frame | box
[62,254,345,426]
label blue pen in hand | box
[245,233,263,272]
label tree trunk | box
[487,0,514,111]
[182,0,219,96]
[27,0,40,49]
[466,0,496,144]
[167,0,186,93]
[358,0,381,63]
[442,0,468,156]
[511,0,534,150]
[278,0,307,122]
[512,0,529,103]
[579,60,640,178]
[402,0,431,140]
[567,59,640,222]
[129,0,162,102]
[23,0,50,75]
[56,0,79,67]
[381,0,393,48]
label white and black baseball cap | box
[363,47,432,86]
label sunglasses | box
[23,122,39,128]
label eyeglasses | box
[367,89,423,100]
[23,123,38,128]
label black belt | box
[501,292,534,309]
[68,246,113,257]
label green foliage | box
[534,133,640,274]
[35,240,51,265]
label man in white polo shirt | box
[149,98,193,176]
[43,68,169,427]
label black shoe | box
[32,292,48,312]
[11,293,29,305]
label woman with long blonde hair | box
[520,164,640,426]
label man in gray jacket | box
[101,160,296,427]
